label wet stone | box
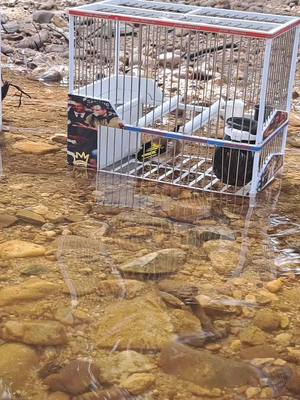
[0,240,46,259]
[253,309,281,332]
[0,213,17,228]
[0,278,59,306]
[13,141,59,154]
[0,320,68,345]
[118,248,186,276]
[159,342,260,388]
[240,345,280,360]
[44,360,101,395]
[0,343,39,391]
[239,326,268,346]
[120,373,155,395]
[97,350,156,385]
[16,209,46,224]
[95,292,174,350]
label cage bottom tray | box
[101,153,253,196]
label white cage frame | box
[68,0,300,198]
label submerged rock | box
[0,320,67,345]
[97,279,146,299]
[0,239,46,259]
[0,343,39,390]
[120,373,155,395]
[97,350,156,385]
[95,293,174,350]
[0,278,59,306]
[118,248,186,276]
[239,326,267,346]
[159,342,260,388]
[13,141,59,154]
[44,360,101,395]
[16,209,46,224]
[72,387,130,400]
[253,310,281,332]
[0,213,17,228]
[202,240,241,275]
[33,10,54,23]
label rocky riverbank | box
[1,0,300,399]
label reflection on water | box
[0,159,300,399]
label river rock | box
[240,345,280,360]
[72,387,129,400]
[170,309,202,334]
[0,278,59,306]
[0,240,46,259]
[118,248,186,276]
[48,393,70,400]
[97,350,155,385]
[16,209,46,224]
[114,212,170,228]
[44,360,101,395]
[0,320,67,345]
[33,10,54,23]
[188,225,235,246]
[69,220,109,239]
[196,294,239,315]
[266,278,284,293]
[97,279,146,299]
[163,202,212,223]
[13,141,59,154]
[287,365,300,394]
[202,240,241,275]
[0,343,39,390]
[120,373,155,395]
[159,342,259,388]
[0,213,17,228]
[253,310,281,331]
[95,293,174,350]
[239,326,267,346]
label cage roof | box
[69,0,300,39]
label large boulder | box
[159,342,260,388]
[0,343,39,391]
[95,293,174,350]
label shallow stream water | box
[0,71,300,400]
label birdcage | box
[68,0,300,197]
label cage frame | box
[68,0,300,198]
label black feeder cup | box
[213,117,258,187]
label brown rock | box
[0,320,67,345]
[0,343,39,390]
[239,326,267,346]
[0,278,59,306]
[118,249,186,276]
[0,214,17,228]
[0,240,46,259]
[44,360,101,395]
[266,278,284,293]
[170,309,202,334]
[120,373,155,395]
[159,342,259,388]
[202,240,241,275]
[13,141,59,154]
[16,209,46,224]
[97,350,156,385]
[72,387,130,400]
[287,365,300,394]
[164,202,211,223]
[48,393,70,400]
[95,293,174,350]
[253,310,281,332]
[97,279,146,299]
[240,345,280,360]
